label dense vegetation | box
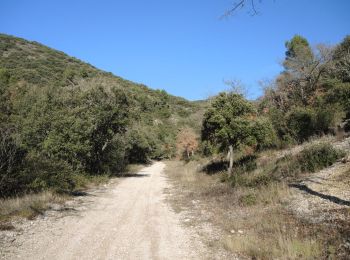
[0,34,204,197]
[201,35,350,173]
[1,33,349,199]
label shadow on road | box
[116,173,150,178]
[69,190,90,196]
[289,183,350,206]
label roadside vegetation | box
[166,139,349,259]
[166,34,350,259]
[0,33,204,200]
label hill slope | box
[0,33,205,197]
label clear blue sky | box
[1,0,349,100]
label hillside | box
[0,33,203,130]
[0,33,205,197]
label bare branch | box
[223,79,248,97]
[221,0,245,18]
[251,0,258,16]
[221,0,260,19]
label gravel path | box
[0,162,206,260]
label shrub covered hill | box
[0,33,205,197]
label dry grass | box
[223,231,320,260]
[222,208,322,259]
[334,164,350,185]
[0,191,67,221]
[165,160,325,259]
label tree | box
[201,92,275,175]
[330,35,350,83]
[82,86,130,174]
[259,35,348,145]
[283,35,314,77]
[279,35,332,107]
[125,128,152,163]
[0,125,26,196]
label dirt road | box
[1,162,205,260]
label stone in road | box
[1,162,205,260]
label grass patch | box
[223,213,322,259]
[223,209,322,259]
[238,193,257,206]
[0,191,67,222]
[223,207,350,259]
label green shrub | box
[274,143,345,179]
[239,193,257,206]
[24,152,78,193]
[287,107,316,142]
[230,142,345,188]
[325,82,350,119]
[0,126,26,197]
[287,106,340,142]
[298,143,345,173]
[251,117,278,150]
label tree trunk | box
[102,140,109,151]
[227,145,234,176]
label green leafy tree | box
[284,35,313,64]
[125,128,152,164]
[201,92,276,175]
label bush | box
[287,107,316,142]
[251,117,278,150]
[274,143,345,179]
[287,106,340,142]
[230,172,273,188]
[125,129,151,163]
[325,82,350,119]
[23,152,78,194]
[230,142,345,188]
[0,126,26,197]
[298,143,345,173]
